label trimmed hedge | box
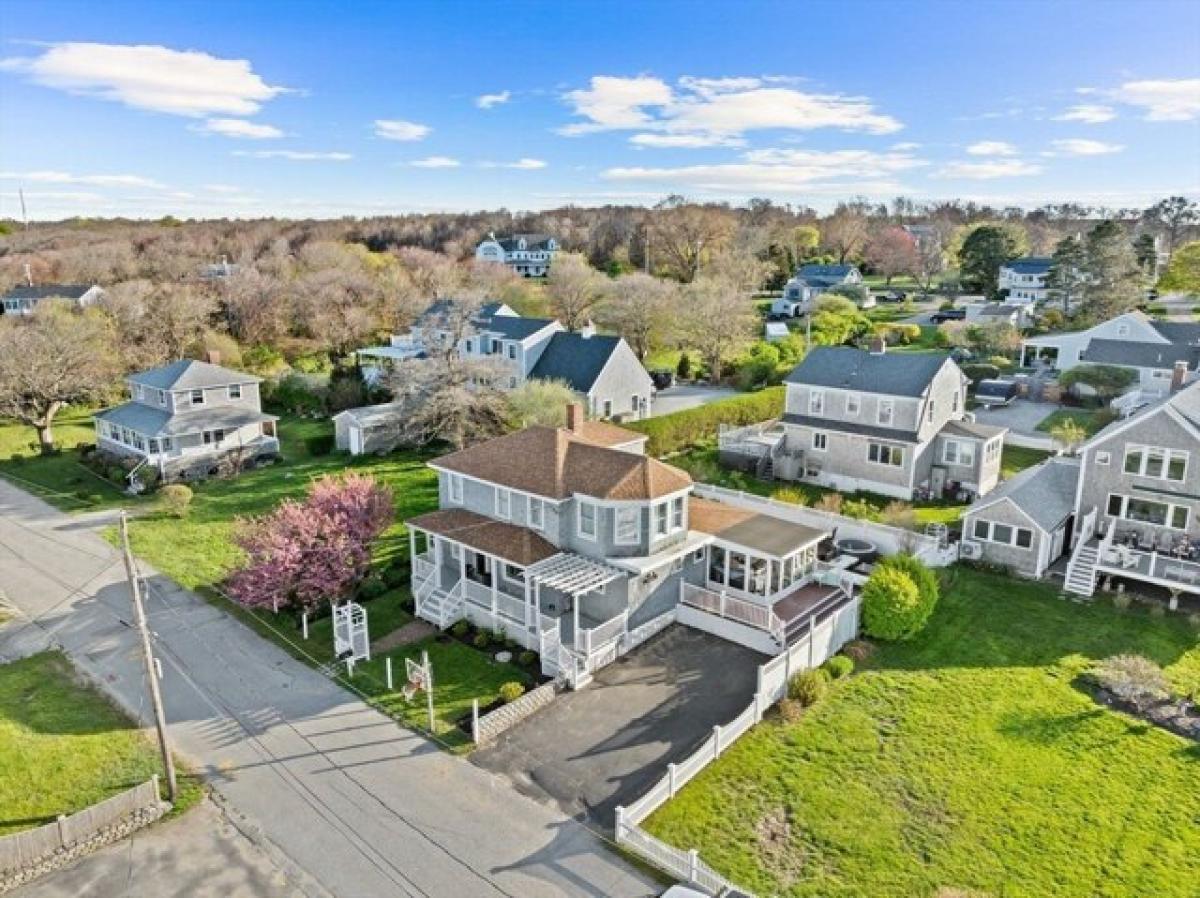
[626,386,785,456]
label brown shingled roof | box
[406,508,558,566]
[430,425,690,501]
[574,419,647,448]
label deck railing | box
[681,582,786,644]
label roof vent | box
[580,320,596,339]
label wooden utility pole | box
[119,512,178,802]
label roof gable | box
[784,346,951,398]
[2,284,96,300]
[529,332,625,392]
[128,359,261,390]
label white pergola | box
[526,553,625,647]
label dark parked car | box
[930,307,967,323]
[649,369,675,391]
[974,378,1020,406]
[874,290,907,303]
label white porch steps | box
[1064,543,1099,597]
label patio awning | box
[526,552,625,596]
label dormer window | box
[846,393,861,416]
[810,390,825,415]
[878,399,894,426]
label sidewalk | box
[0,480,655,898]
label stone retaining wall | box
[473,680,560,744]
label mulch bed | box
[1089,685,1200,741]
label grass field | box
[644,567,1200,898]
[1035,407,1113,437]
[0,652,201,835]
[0,407,130,509]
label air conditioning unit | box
[959,541,983,560]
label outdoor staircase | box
[416,578,465,628]
[756,453,774,481]
[1064,543,1099,597]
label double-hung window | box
[528,497,544,530]
[447,473,463,504]
[495,488,512,520]
[812,432,828,451]
[671,495,684,531]
[973,519,1033,548]
[878,400,894,426]
[578,501,598,540]
[942,439,975,467]
[228,384,242,400]
[615,506,640,544]
[191,389,205,406]
[654,502,669,537]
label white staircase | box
[416,579,464,628]
[1064,543,1099,597]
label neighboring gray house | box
[721,344,1007,500]
[357,301,654,421]
[1021,311,1200,393]
[961,457,1081,578]
[1061,380,1200,601]
[2,283,103,315]
[94,359,280,483]
[998,256,1053,306]
[772,264,862,317]
[474,233,559,277]
[407,405,857,686]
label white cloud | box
[374,119,431,141]
[966,140,1017,156]
[0,169,166,188]
[630,132,746,148]
[480,157,547,170]
[203,183,246,194]
[195,118,283,139]
[603,147,924,194]
[476,90,511,109]
[891,141,921,151]
[932,159,1043,179]
[233,150,352,161]
[409,156,460,168]
[561,74,901,144]
[1054,104,1117,124]
[0,42,285,117]
[1047,138,1124,156]
[1103,79,1200,121]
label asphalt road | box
[0,480,655,898]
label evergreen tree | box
[1133,233,1159,278]
[1046,235,1087,315]
[958,225,1023,298]
[1080,221,1145,322]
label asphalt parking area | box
[472,625,763,827]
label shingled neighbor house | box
[474,233,559,277]
[350,301,654,454]
[771,264,863,318]
[407,405,859,687]
[2,283,104,315]
[93,358,280,483]
[963,381,1200,604]
[720,343,1007,501]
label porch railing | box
[681,583,786,645]
[577,610,628,654]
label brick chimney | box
[1170,359,1189,392]
[204,349,221,366]
[566,402,583,433]
[868,335,887,355]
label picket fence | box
[0,777,162,875]
[615,597,860,895]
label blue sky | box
[2,0,1198,219]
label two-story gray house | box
[357,300,655,424]
[406,405,858,686]
[723,344,1006,501]
[474,233,559,277]
[771,264,863,317]
[93,358,280,483]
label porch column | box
[409,528,417,563]
[489,555,499,619]
[573,593,581,652]
[524,577,533,630]
[459,546,466,587]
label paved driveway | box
[473,626,762,828]
[971,398,1055,436]
[651,384,739,416]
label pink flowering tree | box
[226,473,395,614]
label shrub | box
[787,669,830,707]
[624,387,784,455]
[770,487,809,506]
[676,353,692,379]
[450,620,470,638]
[383,564,408,588]
[359,575,388,600]
[842,498,880,521]
[472,633,489,649]
[243,345,289,376]
[823,655,854,680]
[862,566,923,641]
[305,434,336,456]
[987,355,1013,369]
[842,639,875,662]
[264,373,327,415]
[292,352,332,374]
[518,650,537,666]
[961,363,1000,384]
[1090,654,1169,709]
[106,465,128,485]
[778,697,805,724]
[1188,612,1200,631]
[814,492,843,514]
[157,484,194,518]
[489,629,506,645]
[498,681,526,704]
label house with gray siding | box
[722,344,1006,500]
[357,300,654,421]
[2,283,104,315]
[772,264,862,317]
[1060,381,1200,602]
[407,405,856,687]
[93,358,280,484]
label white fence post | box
[754,691,764,722]
[668,762,678,797]
[689,848,700,882]
[713,724,722,758]
[301,611,309,640]
[472,698,480,744]
[386,657,393,690]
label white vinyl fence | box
[0,777,162,876]
[615,597,859,895]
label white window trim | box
[811,431,827,452]
[190,389,205,406]
[1106,492,1191,531]
[810,390,825,415]
[846,393,861,416]
[867,442,904,467]
[942,439,976,467]
[447,473,463,504]
[615,506,640,545]
[877,399,894,426]
[495,487,512,520]
[577,500,598,541]
[1095,451,1111,466]
[1122,444,1188,482]
[528,496,544,531]
[973,518,1034,549]
[228,384,242,400]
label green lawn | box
[1035,408,1113,437]
[644,568,1200,898]
[0,652,201,835]
[0,408,130,510]
[1000,445,1052,479]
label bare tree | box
[649,197,736,282]
[821,206,869,264]
[864,227,919,285]
[221,268,286,346]
[394,246,466,300]
[0,303,120,451]
[546,253,607,330]
[597,272,678,360]
[681,276,758,384]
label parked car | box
[974,378,1020,406]
[650,369,675,391]
[874,289,909,303]
[931,307,967,323]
